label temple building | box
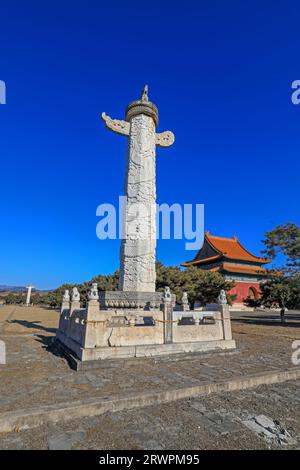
[181,231,271,308]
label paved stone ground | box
[0,380,299,450]
[0,305,300,449]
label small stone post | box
[181,292,190,311]
[84,283,100,349]
[163,286,173,344]
[61,289,70,313]
[59,289,70,333]
[217,289,233,340]
[86,283,100,316]
[70,287,80,313]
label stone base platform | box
[98,290,175,310]
[57,288,235,369]
[55,336,236,370]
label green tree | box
[91,271,119,291]
[3,292,25,304]
[156,262,235,307]
[31,263,235,309]
[262,223,300,274]
[259,272,292,309]
[34,271,120,308]
[255,223,300,312]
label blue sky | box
[0,0,299,289]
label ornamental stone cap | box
[125,85,159,127]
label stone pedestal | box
[70,300,80,314]
[98,290,164,310]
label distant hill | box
[0,286,51,293]
[0,285,26,292]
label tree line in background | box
[246,222,300,311]
[2,266,235,309]
[2,223,300,311]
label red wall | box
[229,282,261,303]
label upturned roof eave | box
[182,232,272,267]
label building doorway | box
[248,286,259,300]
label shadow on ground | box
[232,312,300,328]
[7,319,57,334]
[35,334,76,369]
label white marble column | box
[25,284,34,306]
[119,113,157,292]
[102,85,174,294]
